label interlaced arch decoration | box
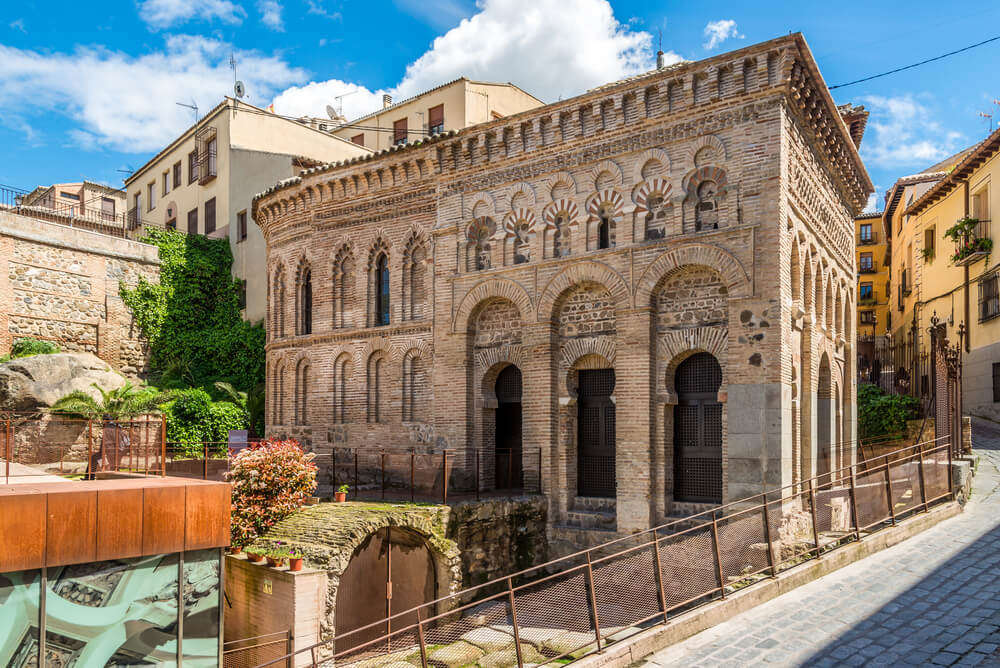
[542,199,578,258]
[658,329,729,404]
[464,191,497,219]
[547,171,578,200]
[588,159,625,190]
[537,261,630,322]
[633,148,671,182]
[682,166,729,233]
[508,182,537,209]
[633,177,674,241]
[585,189,624,250]
[685,133,728,165]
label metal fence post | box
[651,532,669,620]
[204,443,209,480]
[710,512,726,599]
[584,553,603,651]
[761,494,778,578]
[416,608,429,668]
[160,417,167,476]
[86,419,93,481]
[917,444,929,512]
[808,479,822,557]
[506,577,525,668]
[848,465,861,540]
[883,456,896,526]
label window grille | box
[980,273,999,323]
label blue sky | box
[1,0,998,209]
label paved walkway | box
[642,418,1000,667]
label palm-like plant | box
[51,383,173,421]
[214,380,265,436]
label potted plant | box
[266,545,289,568]
[228,544,243,556]
[335,484,349,503]
[920,247,934,262]
[288,548,304,572]
[246,549,264,563]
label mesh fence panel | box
[223,639,289,668]
[717,509,769,583]
[591,544,661,634]
[657,525,718,608]
[923,448,951,499]
[417,593,514,665]
[889,458,921,517]
[854,469,890,530]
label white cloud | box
[137,0,245,29]
[859,94,964,169]
[393,0,470,31]
[0,35,305,152]
[703,19,742,50]
[863,192,878,214]
[306,0,341,20]
[9,19,26,33]
[257,0,284,30]
[273,0,676,120]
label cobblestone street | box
[641,418,1000,667]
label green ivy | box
[163,388,247,454]
[119,227,264,392]
[858,383,920,440]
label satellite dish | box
[326,104,337,119]
[234,80,246,98]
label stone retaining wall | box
[0,210,160,377]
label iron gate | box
[930,316,964,457]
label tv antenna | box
[330,91,355,120]
[176,99,199,123]
[116,164,135,177]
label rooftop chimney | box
[656,50,665,69]
[382,94,392,109]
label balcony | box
[197,148,218,185]
[858,265,878,274]
[948,218,992,267]
[857,231,879,246]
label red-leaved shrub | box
[228,438,317,549]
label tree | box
[214,380,265,437]
[50,383,173,421]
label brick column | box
[522,322,559,517]
[615,308,653,532]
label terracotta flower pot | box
[247,552,262,563]
[335,492,347,503]
[289,557,303,572]
[266,557,278,567]
[228,546,242,555]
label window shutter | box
[393,118,407,143]
[428,104,444,129]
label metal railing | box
[324,447,542,503]
[857,231,878,245]
[952,219,991,266]
[1,414,167,483]
[224,631,292,668]
[256,436,954,668]
[1,184,132,238]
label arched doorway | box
[673,353,723,504]
[334,527,437,653]
[495,365,523,490]
[577,369,616,498]
[817,355,832,484]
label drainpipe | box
[964,180,971,352]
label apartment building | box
[855,211,890,372]
[330,78,543,151]
[900,127,1000,420]
[123,98,372,323]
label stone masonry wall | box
[0,210,160,378]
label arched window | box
[272,268,286,338]
[553,214,570,257]
[403,237,428,320]
[402,353,427,422]
[695,181,719,231]
[375,253,390,326]
[295,361,309,425]
[367,354,384,423]
[333,247,354,329]
[297,268,312,335]
[332,354,349,424]
[274,362,285,425]
[597,206,611,249]
[467,217,495,271]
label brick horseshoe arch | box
[635,244,751,306]
[452,278,534,333]
[536,260,631,321]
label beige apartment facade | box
[124,98,372,323]
[900,128,1000,421]
[331,78,543,152]
[255,34,872,537]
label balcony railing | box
[197,148,218,185]
[858,265,877,274]
[950,219,991,267]
[857,231,878,245]
[2,184,132,239]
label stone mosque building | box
[253,33,872,541]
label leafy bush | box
[2,337,61,362]
[858,383,920,439]
[163,388,248,452]
[230,439,317,550]
[119,227,264,393]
